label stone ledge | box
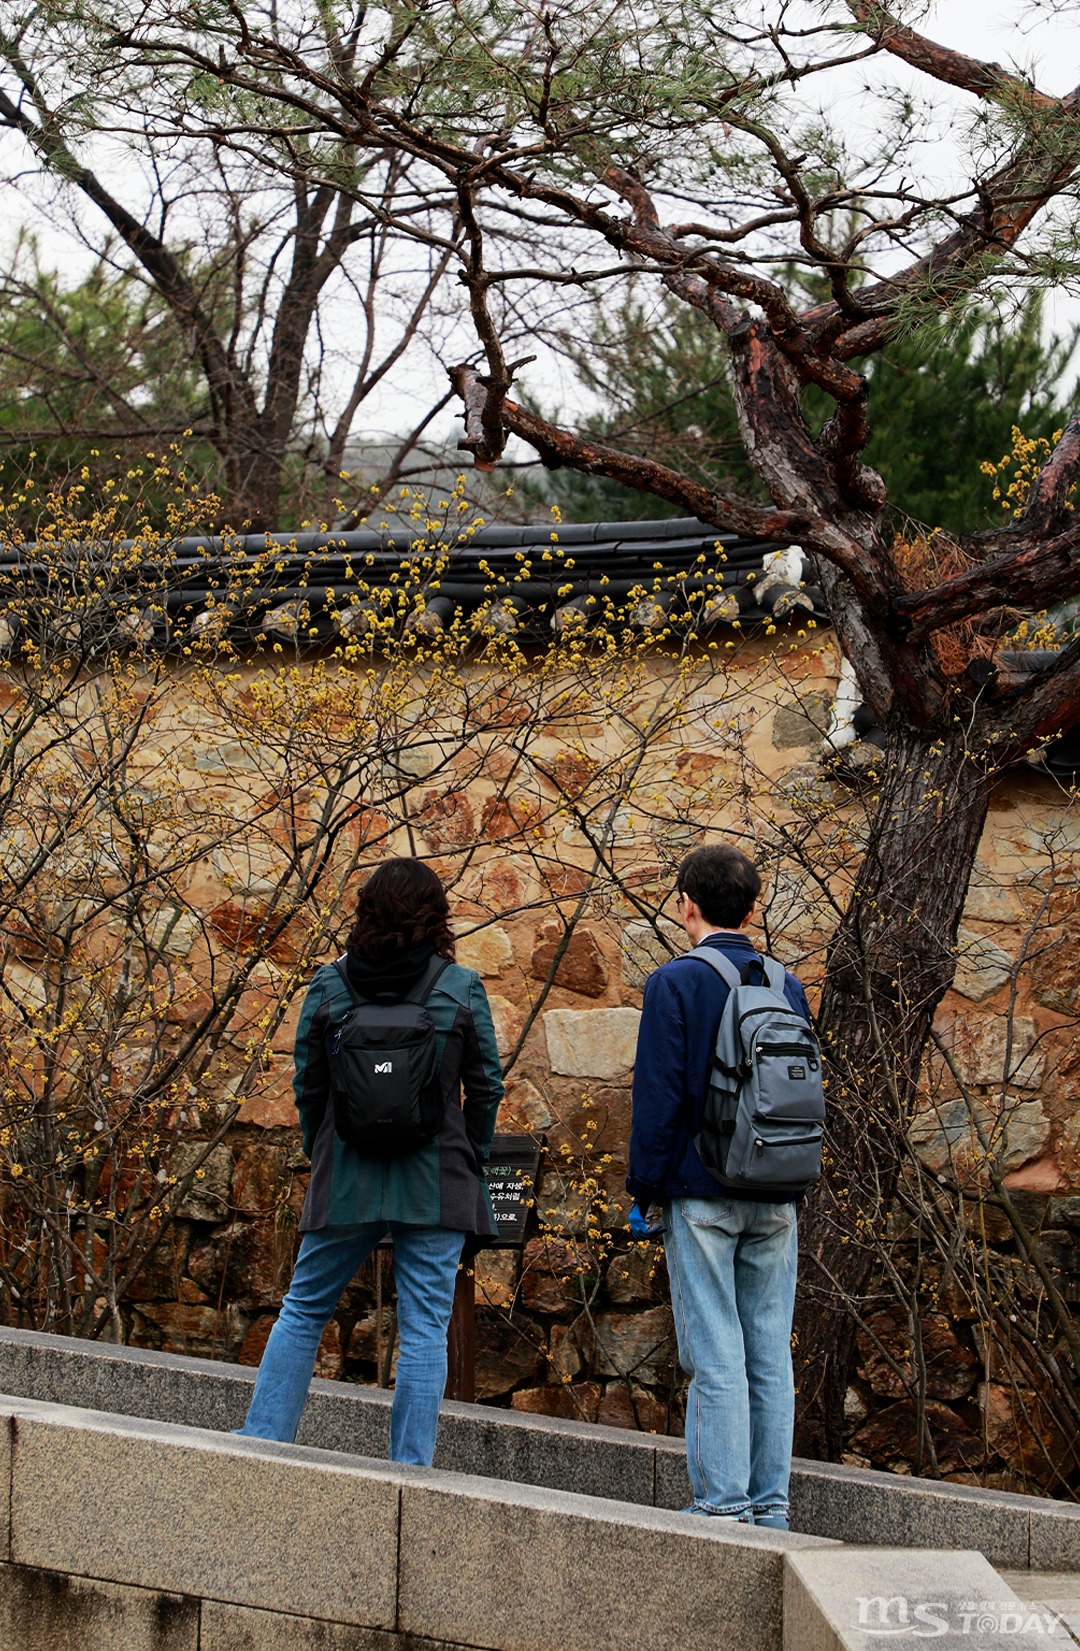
[397,1474,808,1651]
[0,1393,830,1651]
[789,1455,1078,1572]
[0,1327,1075,1571]
[4,1398,401,1627]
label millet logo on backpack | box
[374,1061,393,1074]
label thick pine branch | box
[894,522,1080,640]
[449,365,894,610]
[848,0,1062,112]
[992,632,1080,751]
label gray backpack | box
[327,955,450,1156]
[692,948,824,1196]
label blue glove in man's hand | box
[628,1201,662,1238]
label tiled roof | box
[0,518,824,650]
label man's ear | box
[740,900,757,930]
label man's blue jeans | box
[665,1196,798,1521]
[236,1223,465,1466]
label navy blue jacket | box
[627,932,813,1206]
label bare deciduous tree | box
[0,8,458,526]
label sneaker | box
[753,1510,790,1530]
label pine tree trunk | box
[792,715,996,1459]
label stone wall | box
[3,628,1078,1491]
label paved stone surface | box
[785,1546,1077,1649]
[8,1402,399,1627]
[0,1562,198,1651]
[1000,1572,1080,1641]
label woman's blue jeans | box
[665,1196,798,1522]
[236,1223,465,1466]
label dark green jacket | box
[294,958,504,1235]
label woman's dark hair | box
[346,858,456,961]
[676,844,761,929]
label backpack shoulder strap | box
[400,954,451,1005]
[333,957,364,1005]
[689,946,743,991]
[740,954,788,993]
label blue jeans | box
[665,1196,798,1521]
[237,1223,465,1466]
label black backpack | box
[327,955,450,1156]
[691,947,824,1197]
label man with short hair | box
[627,843,813,1529]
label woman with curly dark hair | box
[237,857,503,1464]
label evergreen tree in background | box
[0,239,216,505]
[531,292,1077,532]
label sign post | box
[444,1133,543,1402]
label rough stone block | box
[789,1459,1033,1569]
[213,844,285,899]
[939,1013,1045,1091]
[199,1601,411,1651]
[432,1402,656,1505]
[487,994,525,1058]
[499,1077,553,1131]
[784,1546,1055,1649]
[145,905,199,959]
[1028,1500,1080,1572]
[653,1437,692,1511]
[543,1007,640,1078]
[9,1404,399,1627]
[588,1306,677,1385]
[962,880,1025,926]
[454,925,514,978]
[399,1472,817,1651]
[619,918,682,991]
[173,1141,234,1221]
[771,692,832,750]
[952,927,1014,1001]
[0,1562,198,1651]
[472,1250,519,1310]
[911,1095,1051,1178]
[530,922,609,997]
